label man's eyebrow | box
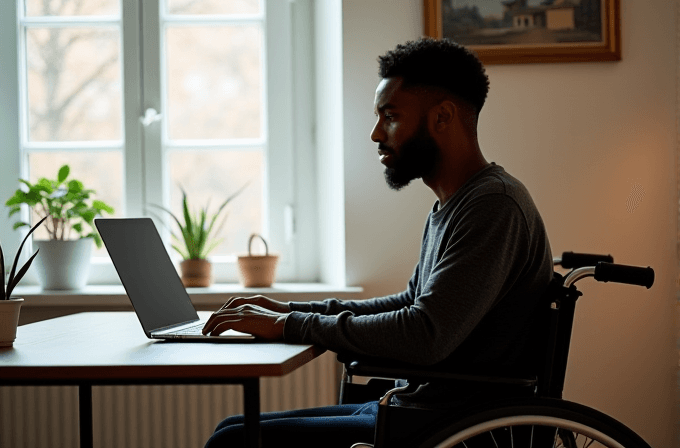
[376,103,396,113]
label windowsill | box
[13,283,363,308]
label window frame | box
[0,0,319,285]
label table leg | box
[243,378,261,448]
[79,384,94,448]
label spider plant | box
[149,185,246,260]
[1,216,47,300]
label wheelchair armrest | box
[337,354,537,387]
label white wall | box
[339,0,678,446]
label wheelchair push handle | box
[594,262,655,289]
[555,251,613,269]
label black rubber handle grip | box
[561,252,613,269]
[594,262,654,289]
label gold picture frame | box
[424,0,621,64]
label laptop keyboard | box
[173,324,205,335]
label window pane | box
[25,0,119,17]
[28,151,123,255]
[168,150,262,256]
[166,26,262,140]
[26,27,122,142]
[167,0,260,16]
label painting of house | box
[442,0,603,46]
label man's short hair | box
[378,38,490,115]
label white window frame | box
[0,0,319,285]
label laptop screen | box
[96,218,200,333]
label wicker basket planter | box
[237,234,279,287]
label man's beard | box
[383,123,440,191]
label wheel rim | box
[434,415,626,448]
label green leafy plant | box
[1,216,46,300]
[149,185,246,260]
[5,165,114,248]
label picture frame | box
[424,0,621,64]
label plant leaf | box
[57,165,70,184]
[8,205,21,217]
[7,216,47,295]
[18,178,32,188]
[80,210,96,224]
[37,178,53,191]
[92,200,114,214]
[93,234,103,248]
[181,189,193,241]
[5,249,40,300]
[147,204,185,235]
[0,237,5,300]
[12,222,30,231]
[5,191,24,207]
[195,207,208,257]
[171,244,189,260]
[181,225,198,259]
[201,238,223,259]
[68,179,83,193]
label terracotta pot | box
[237,234,279,287]
[0,298,24,347]
[180,259,212,287]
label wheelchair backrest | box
[531,271,583,399]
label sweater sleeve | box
[283,195,531,365]
[286,265,419,316]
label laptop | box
[95,217,255,341]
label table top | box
[0,312,325,383]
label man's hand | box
[202,296,290,340]
[213,295,290,314]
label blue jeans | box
[204,401,378,448]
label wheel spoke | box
[489,429,499,448]
[430,401,645,448]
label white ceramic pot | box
[0,298,24,347]
[33,239,93,290]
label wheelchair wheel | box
[419,398,651,448]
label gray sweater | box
[284,163,553,406]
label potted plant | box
[1,216,46,346]
[5,165,115,290]
[149,186,245,287]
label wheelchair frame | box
[338,252,655,448]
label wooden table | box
[0,312,325,448]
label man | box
[203,37,552,447]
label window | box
[1,0,317,284]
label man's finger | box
[210,318,245,336]
[203,312,238,334]
[203,307,255,334]
[221,296,245,311]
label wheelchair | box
[337,252,655,448]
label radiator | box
[0,352,338,448]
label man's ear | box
[432,100,456,132]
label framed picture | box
[424,0,621,64]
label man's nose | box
[370,121,384,143]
